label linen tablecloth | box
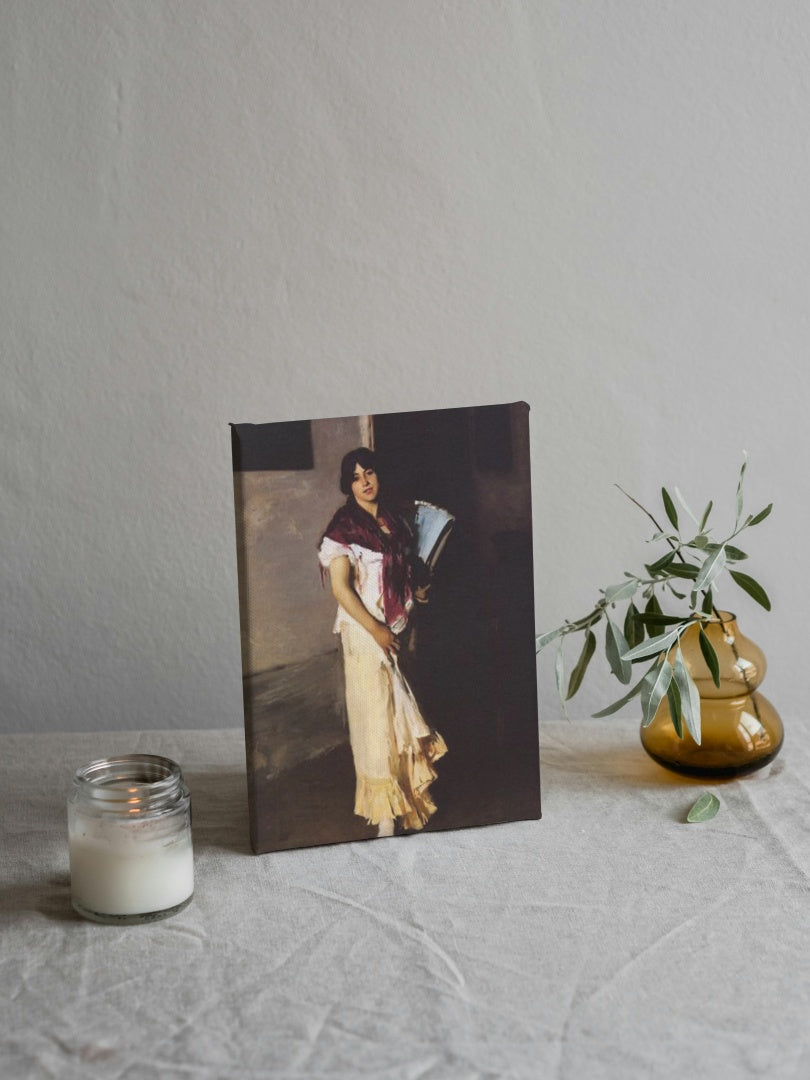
[2,719,808,1079]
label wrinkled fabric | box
[2,722,808,1079]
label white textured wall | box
[2,1,806,733]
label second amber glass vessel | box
[640,613,783,778]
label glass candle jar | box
[68,754,194,924]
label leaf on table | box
[686,792,720,823]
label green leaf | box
[536,627,564,652]
[555,641,568,718]
[666,678,683,738]
[605,619,632,684]
[604,579,639,605]
[746,503,773,527]
[701,590,714,615]
[623,625,685,663]
[673,644,702,745]
[704,542,747,562]
[674,486,699,525]
[724,545,748,563]
[645,593,664,619]
[667,562,700,580]
[687,792,720,823]
[699,500,713,532]
[662,487,679,530]
[645,551,677,575]
[735,451,748,526]
[637,613,690,628]
[694,544,727,594]
[567,629,596,700]
[640,659,674,727]
[566,610,604,633]
[690,533,709,549]
[591,670,648,718]
[729,569,772,611]
[699,627,721,688]
[624,602,644,650]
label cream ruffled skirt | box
[340,622,447,831]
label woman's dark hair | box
[339,447,380,496]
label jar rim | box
[72,754,186,811]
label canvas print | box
[231,402,540,853]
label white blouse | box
[318,536,411,635]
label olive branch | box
[536,454,772,745]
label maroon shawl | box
[321,499,415,629]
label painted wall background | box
[2,0,805,733]
[233,415,365,674]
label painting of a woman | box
[318,447,447,838]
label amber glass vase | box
[640,612,783,778]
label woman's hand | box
[370,622,400,656]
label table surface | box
[2,719,808,1080]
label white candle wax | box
[69,818,194,917]
[68,755,194,922]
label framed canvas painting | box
[231,402,540,853]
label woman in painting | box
[318,447,447,839]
